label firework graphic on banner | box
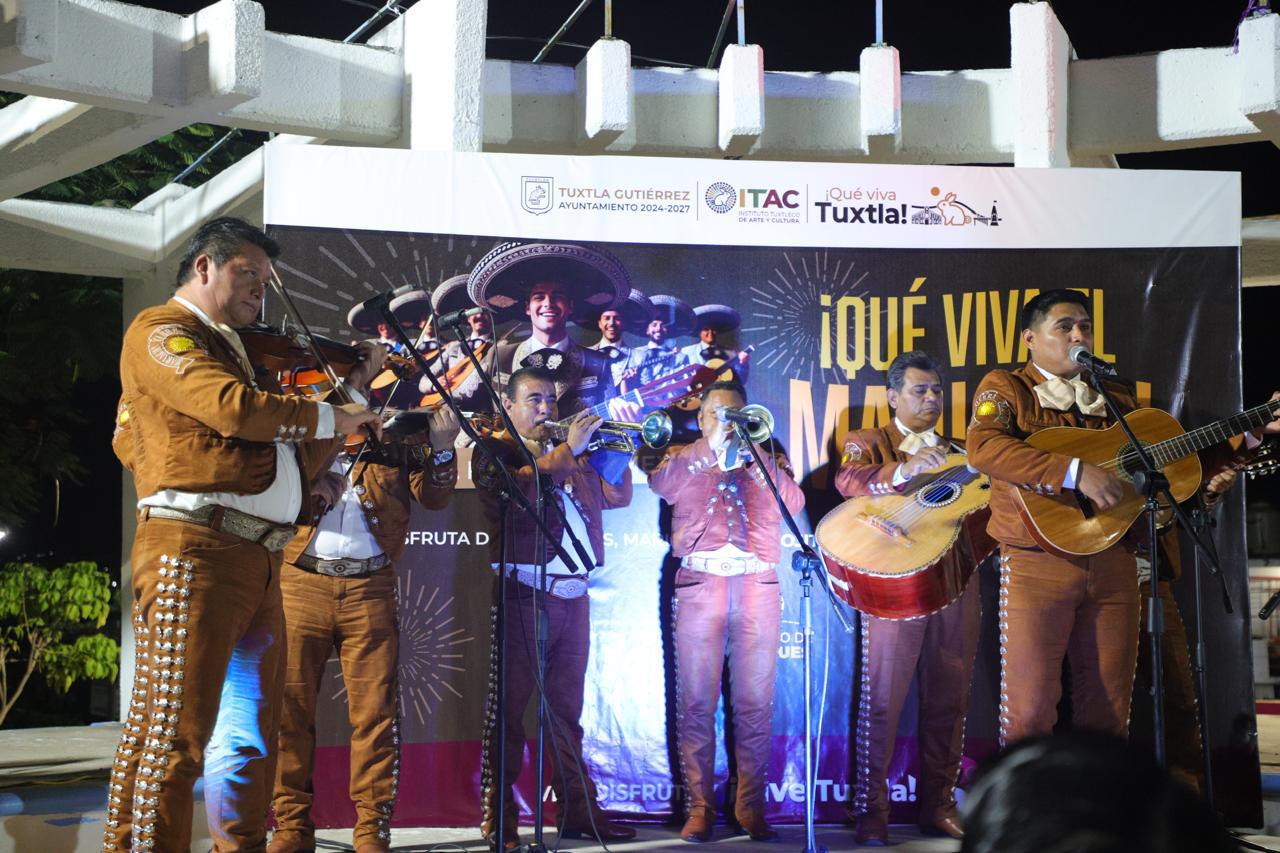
[270,229,488,335]
[327,575,474,725]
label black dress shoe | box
[559,818,637,841]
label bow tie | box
[599,345,623,361]
[1034,374,1107,416]
[701,346,729,362]
[898,429,941,456]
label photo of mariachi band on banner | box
[260,223,1259,837]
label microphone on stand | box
[716,405,767,428]
[1259,589,1280,621]
[1068,345,1118,377]
[437,306,486,328]
[356,283,418,312]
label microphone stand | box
[379,303,574,853]
[739,432,852,853]
[1081,368,1232,771]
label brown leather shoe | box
[735,810,779,842]
[852,813,889,846]
[484,827,521,852]
[918,810,964,840]
[681,808,715,843]
[560,815,637,841]
[266,834,315,853]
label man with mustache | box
[834,350,982,845]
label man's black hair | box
[175,217,280,288]
[886,350,943,392]
[505,366,557,400]
[1021,288,1090,331]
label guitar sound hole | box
[917,482,961,508]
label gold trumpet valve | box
[856,512,914,546]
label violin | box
[238,323,416,397]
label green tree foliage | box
[0,560,119,726]
[0,91,260,532]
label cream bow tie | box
[1034,375,1107,416]
[897,429,940,456]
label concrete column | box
[576,37,632,149]
[1010,0,1070,167]
[1240,12,1280,146]
[401,0,487,151]
[859,44,901,158]
[718,43,763,156]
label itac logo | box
[521,176,554,215]
[705,181,736,213]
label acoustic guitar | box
[816,453,995,619]
[674,345,756,411]
[1013,400,1280,557]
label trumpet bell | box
[640,410,673,449]
[739,404,774,443]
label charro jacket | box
[472,431,632,568]
[113,299,337,505]
[283,450,459,565]
[966,362,1254,549]
[647,437,805,564]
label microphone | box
[437,306,486,328]
[717,405,766,427]
[1068,345,1117,376]
[356,283,418,312]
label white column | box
[401,0,487,151]
[718,43,763,156]
[859,44,901,158]
[576,37,632,149]
[1010,0,1070,167]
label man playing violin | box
[106,217,383,853]
[647,381,804,844]
[268,401,461,853]
[834,351,982,844]
[438,309,497,414]
[967,289,1280,748]
[470,367,636,850]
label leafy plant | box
[0,560,119,726]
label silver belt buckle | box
[548,577,587,599]
[260,526,296,553]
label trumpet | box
[716,404,774,443]
[544,410,673,454]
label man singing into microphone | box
[967,289,1276,746]
[648,381,804,843]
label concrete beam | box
[860,44,901,159]
[0,202,152,275]
[718,43,764,156]
[402,0,485,151]
[576,38,632,150]
[0,0,56,77]
[1239,12,1280,148]
[1011,1,1070,167]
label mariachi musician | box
[967,288,1278,749]
[622,294,694,388]
[471,367,635,849]
[681,303,751,385]
[582,288,655,388]
[425,274,499,415]
[834,350,981,844]
[268,398,461,853]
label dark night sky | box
[4,0,1280,565]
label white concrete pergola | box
[4,0,1279,709]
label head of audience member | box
[886,350,944,433]
[503,367,558,442]
[1021,288,1093,379]
[526,281,573,343]
[174,217,280,328]
[598,309,625,344]
[960,730,1236,853]
[697,380,748,438]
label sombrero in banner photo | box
[388,289,435,328]
[348,296,415,335]
[649,295,696,338]
[575,288,656,334]
[467,241,630,323]
[693,303,742,334]
[430,274,479,318]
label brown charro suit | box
[271,450,458,851]
[471,431,632,842]
[834,424,982,831]
[647,438,804,831]
[107,299,339,853]
[967,362,1252,746]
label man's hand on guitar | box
[607,398,643,423]
[1077,462,1125,510]
[901,447,948,480]
[1254,390,1280,438]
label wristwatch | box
[431,448,455,466]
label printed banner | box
[263,146,1258,828]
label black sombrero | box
[467,241,630,323]
[693,303,741,334]
[650,295,696,338]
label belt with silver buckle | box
[142,505,297,553]
[681,555,774,576]
[295,552,390,578]
[498,564,589,600]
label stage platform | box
[4,723,1280,852]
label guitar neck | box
[1150,399,1280,465]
